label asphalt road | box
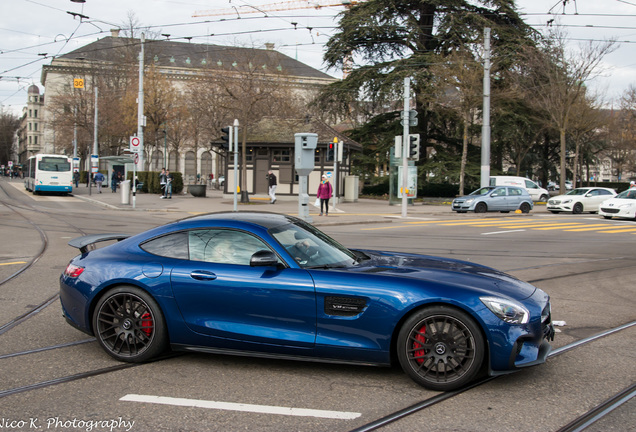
[0,180,634,432]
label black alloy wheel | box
[397,306,485,391]
[474,202,487,213]
[572,202,583,214]
[93,286,168,362]
[519,202,531,213]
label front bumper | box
[599,207,635,219]
[482,292,554,373]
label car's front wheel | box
[474,202,487,213]
[93,286,168,362]
[397,306,485,391]
[572,202,583,214]
[519,202,531,213]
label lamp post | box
[163,126,167,169]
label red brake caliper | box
[413,325,426,364]
[141,312,152,336]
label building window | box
[272,149,290,163]
[29,110,32,117]
[34,136,38,144]
[34,110,38,118]
[28,123,32,131]
[34,123,38,131]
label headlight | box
[619,203,636,209]
[480,296,529,324]
[562,199,572,204]
[465,198,475,204]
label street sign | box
[397,165,418,199]
[130,136,141,153]
[73,78,84,89]
[91,155,99,173]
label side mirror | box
[250,250,279,267]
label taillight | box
[64,263,84,278]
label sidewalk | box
[70,183,455,225]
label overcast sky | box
[2,0,635,115]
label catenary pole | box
[401,78,410,218]
[481,28,491,187]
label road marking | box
[595,227,636,233]
[530,223,586,230]
[482,229,526,235]
[564,224,617,232]
[0,261,27,266]
[119,394,362,420]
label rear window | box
[140,232,189,259]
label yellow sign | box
[73,78,84,89]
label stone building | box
[36,31,359,195]
[16,84,45,165]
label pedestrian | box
[317,174,333,216]
[94,171,105,193]
[73,170,80,188]
[110,169,119,193]
[630,181,636,189]
[159,168,167,198]
[161,169,173,199]
[267,170,277,204]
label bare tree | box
[212,46,303,194]
[431,49,482,195]
[0,108,20,165]
[520,28,615,190]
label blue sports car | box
[60,212,554,391]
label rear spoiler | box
[68,233,130,254]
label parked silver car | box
[452,186,533,213]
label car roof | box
[175,211,300,229]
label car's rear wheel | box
[93,286,168,362]
[572,202,583,214]
[519,202,531,213]
[540,194,549,202]
[397,306,485,391]
[474,203,487,213]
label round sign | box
[131,137,140,148]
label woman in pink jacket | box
[317,174,333,216]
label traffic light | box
[408,134,420,160]
[220,126,231,151]
[326,143,334,162]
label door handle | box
[190,270,217,281]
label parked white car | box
[547,187,616,214]
[599,188,636,220]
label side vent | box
[325,296,367,317]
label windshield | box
[566,188,590,196]
[38,157,70,172]
[469,187,495,196]
[269,220,357,269]
[615,189,636,199]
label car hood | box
[351,250,537,300]
[549,194,572,201]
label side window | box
[525,180,538,189]
[188,229,276,265]
[140,232,189,259]
[509,188,521,196]
[493,187,507,196]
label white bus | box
[24,154,73,194]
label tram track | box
[0,181,88,335]
[349,320,636,432]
